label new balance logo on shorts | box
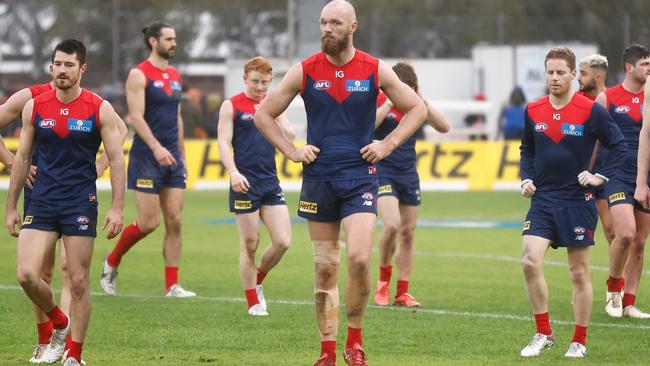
[362,192,374,207]
[299,200,318,214]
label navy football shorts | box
[605,176,650,213]
[298,178,378,222]
[377,174,421,206]
[22,200,98,237]
[229,178,286,214]
[522,204,598,248]
[127,152,186,194]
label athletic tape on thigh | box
[312,240,340,264]
[315,286,340,337]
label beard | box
[579,80,595,92]
[157,46,175,60]
[321,33,350,56]
[54,76,77,90]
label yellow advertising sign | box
[0,139,522,191]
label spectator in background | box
[181,86,206,138]
[203,93,222,138]
[499,86,527,140]
[464,92,487,140]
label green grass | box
[1,191,649,365]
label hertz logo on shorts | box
[378,185,392,194]
[136,179,154,189]
[608,192,626,203]
[523,221,531,230]
[23,216,33,225]
[234,200,253,210]
[299,200,318,214]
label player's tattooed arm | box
[5,99,36,237]
[126,68,176,166]
[255,62,319,164]
[217,100,250,193]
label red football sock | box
[256,270,267,285]
[321,340,336,359]
[67,341,83,362]
[245,288,259,308]
[45,306,68,329]
[106,222,147,267]
[396,280,409,297]
[346,326,363,348]
[572,325,587,346]
[165,266,179,290]
[36,321,53,345]
[534,312,552,336]
[65,335,72,351]
[379,265,392,283]
[607,276,625,293]
[623,293,636,308]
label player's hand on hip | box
[288,145,320,164]
[230,172,250,193]
[25,165,37,189]
[5,208,21,237]
[577,170,604,187]
[634,184,650,209]
[360,140,393,164]
[520,179,536,198]
[102,208,124,240]
[153,145,177,166]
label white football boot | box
[564,342,587,358]
[520,333,555,357]
[165,284,196,298]
[248,303,269,316]
[605,291,623,317]
[99,256,118,296]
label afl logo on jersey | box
[313,80,331,90]
[153,80,164,88]
[40,119,56,128]
[534,122,548,132]
[615,105,631,113]
[240,113,255,121]
[76,216,90,224]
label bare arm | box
[217,100,250,193]
[5,99,35,236]
[423,99,450,133]
[96,114,127,177]
[361,61,427,163]
[375,98,393,129]
[99,101,125,239]
[255,63,319,163]
[635,81,650,207]
[590,92,609,169]
[276,113,295,141]
[125,68,176,166]
[177,105,186,162]
[0,88,33,168]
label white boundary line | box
[1,284,649,330]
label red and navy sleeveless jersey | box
[300,50,379,180]
[27,83,54,166]
[131,60,182,155]
[520,93,626,206]
[230,92,277,182]
[30,89,103,205]
[605,84,644,179]
[374,92,416,176]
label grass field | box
[1,190,649,365]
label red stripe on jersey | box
[527,93,593,143]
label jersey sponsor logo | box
[335,70,344,78]
[608,192,626,203]
[561,123,583,137]
[39,119,56,128]
[313,80,331,90]
[162,73,169,80]
[77,216,90,224]
[378,184,392,194]
[345,80,370,92]
[153,80,165,88]
[299,200,318,214]
[534,122,548,132]
[615,105,631,113]
[170,81,182,91]
[240,113,255,121]
[523,220,530,230]
[68,119,93,133]
[23,215,33,225]
[136,179,154,189]
[233,200,253,210]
